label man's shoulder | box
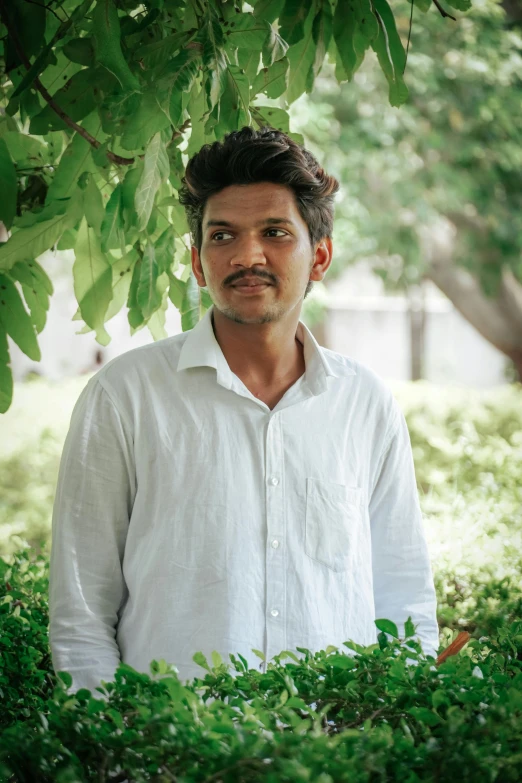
[322,345,398,407]
[88,331,189,396]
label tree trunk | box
[408,284,426,381]
[419,219,522,382]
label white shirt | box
[49,304,439,697]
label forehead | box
[203,182,302,225]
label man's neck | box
[211,307,305,387]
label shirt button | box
[269,477,279,486]
[271,539,280,549]
[270,609,279,617]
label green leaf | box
[157,49,201,128]
[251,58,289,99]
[103,249,136,323]
[4,0,45,71]
[375,619,399,638]
[372,0,409,107]
[199,12,227,110]
[211,650,223,668]
[223,14,272,51]
[285,9,316,104]
[126,257,144,330]
[137,241,161,320]
[0,207,70,273]
[222,64,251,128]
[186,85,213,158]
[121,163,143,230]
[250,648,266,662]
[354,0,380,55]
[92,0,141,92]
[10,0,95,98]
[328,654,356,669]
[181,269,200,331]
[9,259,53,334]
[252,0,285,24]
[1,131,47,166]
[62,37,95,66]
[46,116,100,202]
[404,616,417,638]
[120,93,171,151]
[263,25,289,67]
[147,276,169,340]
[155,227,177,275]
[100,184,125,252]
[134,31,191,70]
[279,0,310,46]
[29,69,102,135]
[83,176,105,234]
[406,707,443,726]
[167,271,186,310]
[135,133,170,233]
[0,273,41,361]
[192,651,211,672]
[0,327,13,414]
[251,104,290,133]
[237,49,262,84]
[0,139,17,231]
[56,672,73,689]
[312,5,333,79]
[73,217,113,346]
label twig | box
[404,0,414,73]
[0,0,135,166]
[168,118,191,145]
[432,0,457,21]
[435,631,471,666]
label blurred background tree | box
[294,0,522,377]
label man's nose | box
[230,235,267,266]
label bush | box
[1,552,521,783]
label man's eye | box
[266,229,287,237]
[211,231,233,241]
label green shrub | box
[1,555,521,783]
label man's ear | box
[191,245,206,287]
[310,236,333,282]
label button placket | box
[265,414,286,666]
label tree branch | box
[0,0,135,166]
[432,0,457,21]
[419,218,522,361]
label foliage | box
[0,0,474,414]
[291,0,522,294]
[0,547,522,782]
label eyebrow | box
[204,217,295,230]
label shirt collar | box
[176,304,356,396]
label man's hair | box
[178,126,340,254]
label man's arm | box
[48,376,135,697]
[369,402,439,664]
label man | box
[49,126,439,698]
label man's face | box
[191,182,332,325]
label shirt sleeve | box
[48,376,136,698]
[369,402,439,666]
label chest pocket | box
[305,478,363,572]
